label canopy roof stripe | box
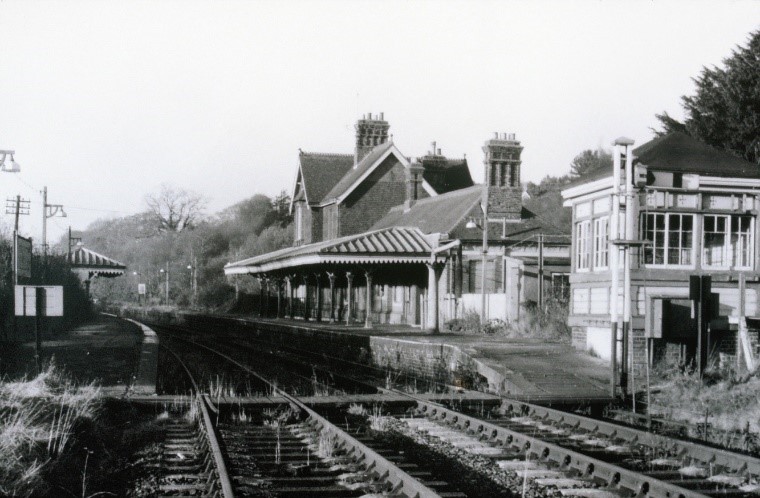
[68,246,126,271]
[224,226,440,275]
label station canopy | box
[68,245,126,279]
[224,226,446,275]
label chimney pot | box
[380,112,384,120]
[494,132,499,139]
[437,148,441,155]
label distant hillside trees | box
[80,187,293,309]
[655,30,760,165]
[145,183,208,232]
[527,147,612,197]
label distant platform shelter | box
[67,246,126,294]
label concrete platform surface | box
[0,314,154,396]
[239,316,612,403]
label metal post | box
[42,186,47,265]
[346,272,353,325]
[622,141,635,397]
[315,274,322,322]
[365,271,373,329]
[302,275,310,321]
[327,272,336,323]
[165,263,169,305]
[610,145,621,398]
[35,287,43,374]
[480,207,489,324]
[538,233,545,309]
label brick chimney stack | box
[354,113,389,167]
[404,161,425,212]
[483,132,523,220]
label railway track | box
[145,320,760,498]
[158,329,445,497]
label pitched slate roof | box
[634,132,760,177]
[372,185,482,234]
[421,157,474,194]
[321,141,396,204]
[224,226,437,274]
[372,186,570,242]
[298,152,354,205]
[68,246,126,276]
[565,132,760,189]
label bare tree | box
[145,184,207,232]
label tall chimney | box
[483,132,523,220]
[404,161,425,212]
[354,113,390,167]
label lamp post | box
[0,150,21,173]
[0,150,21,344]
[159,266,169,305]
[466,202,489,325]
[187,264,197,307]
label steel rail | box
[413,398,707,498]
[502,399,760,476]
[204,317,760,478]
[161,344,235,498]
[144,318,758,497]
[199,394,235,498]
[170,333,442,498]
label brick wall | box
[339,155,407,236]
[487,186,522,219]
[370,337,463,380]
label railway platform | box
[223,315,612,405]
[0,314,156,396]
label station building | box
[224,114,570,331]
[561,132,760,388]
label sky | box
[0,0,758,246]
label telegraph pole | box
[41,186,66,278]
[5,196,30,342]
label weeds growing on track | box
[0,362,101,497]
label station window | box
[703,214,753,269]
[642,213,694,267]
[295,204,303,241]
[593,218,609,269]
[575,220,592,271]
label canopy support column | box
[346,272,354,325]
[327,272,336,323]
[276,278,282,318]
[364,271,373,329]
[302,274,309,322]
[257,276,264,318]
[315,273,323,322]
[426,262,444,333]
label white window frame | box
[642,212,695,269]
[295,204,303,241]
[703,214,754,270]
[731,215,754,270]
[593,217,609,270]
[575,220,592,272]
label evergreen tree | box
[655,30,760,165]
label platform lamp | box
[465,201,489,325]
[0,150,21,173]
[159,266,169,305]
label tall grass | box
[0,363,101,497]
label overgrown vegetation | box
[444,296,571,342]
[0,363,100,497]
[649,363,760,451]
